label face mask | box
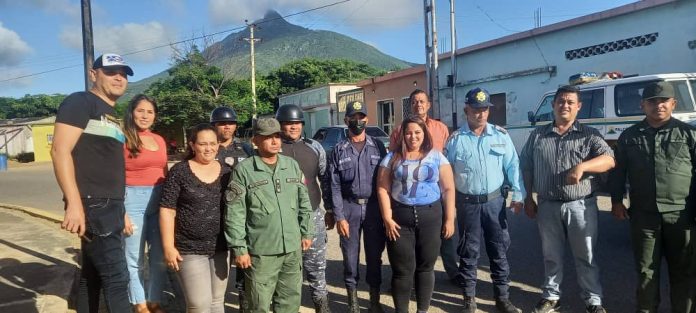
[348,120,366,135]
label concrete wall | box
[0,126,33,156]
[357,68,426,133]
[437,0,696,127]
[32,124,54,162]
[278,84,357,139]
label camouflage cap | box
[642,81,675,100]
[253,118,281,136]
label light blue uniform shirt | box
[444,122,525,202]
[379,150,449,206]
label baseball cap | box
[465,87,494,108]
[345,101,367,117]
[642,81,675,100]
[253,118,281,136]
[92,53,134,76]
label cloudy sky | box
[0,0,634,98]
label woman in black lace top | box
[159,123,230,313]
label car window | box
[328,128,342,142]
[366,127,388,137]
[313,129,327,141]
[534,95,554,122]
[616,80,695,116]
[577,89,605,119]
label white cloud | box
[0,68,33,90]
[0,22,33,67]
[59,22,177,63]
[208,0,421,29]
[0,0,79,17]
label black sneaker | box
[532,299,560,313]
[495,298,522,313]
[586,305,606,313]
[462,296,477,313]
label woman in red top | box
[122,94,168,313]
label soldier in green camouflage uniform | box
[225,118,315,313]
[610,81,696,313]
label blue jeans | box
[537,197,603,306]
[76,198,131,313]
[124,185,166,304]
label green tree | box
[0,94,65,119]
[145,46,271,139]
[260,58,384,107]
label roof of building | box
[0,116,55,127]
[356,65,426,87]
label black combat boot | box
[462,296,477,313]
[313,296,331,313]
[368,287,385,313]
[348,288,360,313]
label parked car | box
[312,125,390,154]
[506,72,696,152]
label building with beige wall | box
[356,65,426,135]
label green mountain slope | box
[124,10,412,100]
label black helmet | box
[275,104,304,123]
[210,106,237,124]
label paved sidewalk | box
[0,206,79,313]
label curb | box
[0,202,63,224]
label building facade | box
[434,0,696,128]
[278,84,357,138]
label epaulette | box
[447,130,461,141]
[495,125,508,134]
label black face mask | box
[348,120,366,135]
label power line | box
[0,0,351,84]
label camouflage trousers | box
[303,208,329,301]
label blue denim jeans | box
[76,198,131,313]
[124,185,166,304]
[536,197,603,306]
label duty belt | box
[347,197,369,205]
[457,188,501,204]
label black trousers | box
[387,201,443,313]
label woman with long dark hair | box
[159,123,230,313]
[376,116,456,313]
[122,94,168,313]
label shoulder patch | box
[495,125,508,134]
[226,181,245,203]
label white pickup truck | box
[506,73,696,152]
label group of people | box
[51,52,694,313]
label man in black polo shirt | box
[52,53,133,313]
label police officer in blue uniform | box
[444,88,525,313]
[328,101,387,313]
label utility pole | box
[81,0,94,91]
[423,0,440,119]
[449,0,457,129]
[244,21,261,119]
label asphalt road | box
[0,161,674,312]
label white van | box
[506,73,696,152]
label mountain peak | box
[264,10,282,20]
